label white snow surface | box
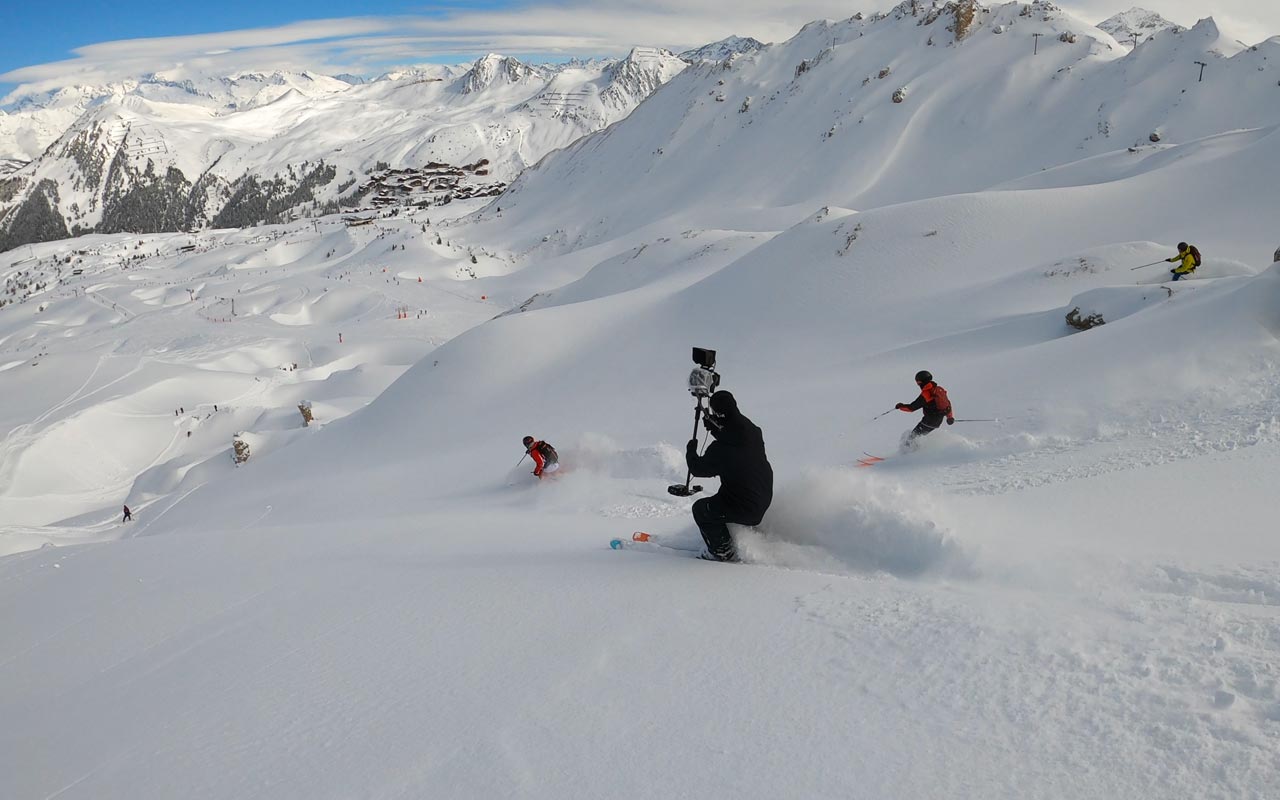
[3,4,1280,798]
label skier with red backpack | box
[522,436,560,479]
[896,370,954,448]
[1166,242,1201,281]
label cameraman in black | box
[686,390,773,562]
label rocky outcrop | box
[1065,306,1105,330]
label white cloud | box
[4,0,1278,103]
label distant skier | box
[522,436,560,479]
[896,370,954,448]
[685,391,773,563]
[122,505,133,523]
[1166,242,1201,281]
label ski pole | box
[1129,260,1165,271]
[953,418,998,423]
[870,408,896,421]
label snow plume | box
[561,433,687,481]
[503,433,691,519]
[746,471,974,578]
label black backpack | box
[1188,244,1202,267]
[536,441,558,463]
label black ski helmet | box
[522,435,535,448]
[1177,242,1188,251]
[915,370,933,384]
[709,390,739,417]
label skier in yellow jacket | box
[1167,242,1201,281]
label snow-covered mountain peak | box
[374,64,466,84]
[460,54,545,94]
[679,36,767,63]
[1140,16,1249,58]
[1098,7,1181,47]
[601,48,687,110]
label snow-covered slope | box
[1098,6,1183,46]
[3,4,1280,798]
[475,1,1279,256]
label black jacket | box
[686,404,773,524]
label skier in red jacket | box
[522,436,560,478]
[896,370,954,448]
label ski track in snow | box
[938,392,1280,495]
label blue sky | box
[4,0,1276,103]
[5,1,424,74]
[2,1,531,99]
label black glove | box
[687,438,698,451]
[895,403,909,411]
[946,417,955,425]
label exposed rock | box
[1066,306,1105,330]
[232,435,251,465]
[951,0,982,40]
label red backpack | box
[931,384,952,416]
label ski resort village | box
[2,1,1279,797]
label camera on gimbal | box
[669,347,721,497]
[687,347,721,398]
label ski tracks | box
[937,393,1280,496]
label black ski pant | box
[909,416,943,440]
[692,496,751,561]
